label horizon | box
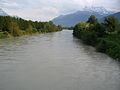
[0,0,120,21]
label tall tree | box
[9,22,21,36]
[87,15,97,24]
[104,16,118,33]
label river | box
[0,30,120,90]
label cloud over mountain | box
[0,0,119,21]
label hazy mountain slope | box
[52,7,113,27]
[100,12,120,22]
[109,12,120,21]
[0,9,8,16]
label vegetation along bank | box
[73,15,120,60]
[0,16,61,38]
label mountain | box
[0,9,8,16]
[109,12,120,21]
[83,6,113,15]
[52,7,113,27]
[100,12,120,22]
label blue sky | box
[0,0,120,21]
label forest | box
[0,16,61,38]
[73,15,120,60]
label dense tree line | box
[0,16,61,38]
[73,15,120,60]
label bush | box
[80,30,98,46]
[0,16,61,39]
[96,38,120,60]
[73,15,120,60]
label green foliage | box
[9,22,22,36]
[96,38,120,60]
[73,15,120,60]
[0,32,8,38]
[104,16,119,33]
[0,16,61,38]
[26,24,34,35]
[73,22,89,37]
[73,22,98,46]
[87,15,98,24]
[81,30,97,46]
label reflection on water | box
[0,30,120,90]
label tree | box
[0,16,60,38]
[26,24,33,34]
[87,15,97,24]
[93,23,106,37]
[104,16,118,33]
[9,22,21,36]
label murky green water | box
[0,30,120,90]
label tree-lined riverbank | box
[0,16,61,38]
[73,15,120,60]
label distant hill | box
[108,12,120,21]
[52,7,113,27]
[100,12,120,22]
[0,9,8,16]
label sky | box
[0,0,120,21]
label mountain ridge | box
[52,7,114,27]
[0,8,8,16]
[109,12,120,21]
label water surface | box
[0,30,120,90]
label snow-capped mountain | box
[83,6,114,15]
[0,9,8,16]
[52,7,113,27]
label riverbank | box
[0,29,61,39]
[0,16,61,39]
[73,15,120,60]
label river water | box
[0,30,120,90]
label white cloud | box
[0,0,119,21]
